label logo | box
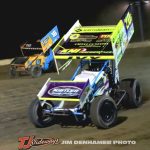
[59,48,82,54]
[70,33,80,40]
[75,28,82,33]
[25,44,32,48]
[36,59,41,65]
[99,34,111,39]
[48,86,82,97]
[18,136,59,150]
[51,30,58,37]
[124,12,132,29]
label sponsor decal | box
[55,56,114,60]
[57,48,113,55]
[99,34,111,39]
[36,59,41,65]
[25,44,32,48]
[96,77,105,88]
[124,12,132,29]
[55,32,113,58]
[127,23,134,42]
[40,26,60,52]
[74,26,115,33]
[18,136,59,150]
[70,33,80,40]
[58,48,83,54]
[48,86,82,97]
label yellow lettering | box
[61,49,81,53]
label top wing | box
[40,26,60,53]
[110,6,134,66]
[53,6,134,64]
[54,25,116,60]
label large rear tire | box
[29,99,54,128]
[120,79,142,108]
[30,65,42,78]
[90,95,117,129]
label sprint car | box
[9,26,60,78]
[29,6,142,128]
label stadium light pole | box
[130,0,149,41]
[131,0,143,41]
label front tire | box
[30,65,42,78]
[90,95,117,129]
[29,99,54,128]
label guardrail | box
[0,58,13,66]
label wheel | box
[120,79,142,108]
[30,65,42,78]
[29,99,54,128]
[90,95,117,129]
[9,67,17,78]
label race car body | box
[9,26,60,77]
[29,6,142,129]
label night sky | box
[0,0,147,59]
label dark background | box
[0,0,150,59]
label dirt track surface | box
[0,46,150,150]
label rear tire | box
[90,95,117,129]
[30,65,42,78]
[9,67,17,78]
[120,79,142,108]
[29,99,54,128]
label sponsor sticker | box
[40,26,60,52]
[48,86,82,97]
[74,26,116,33]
